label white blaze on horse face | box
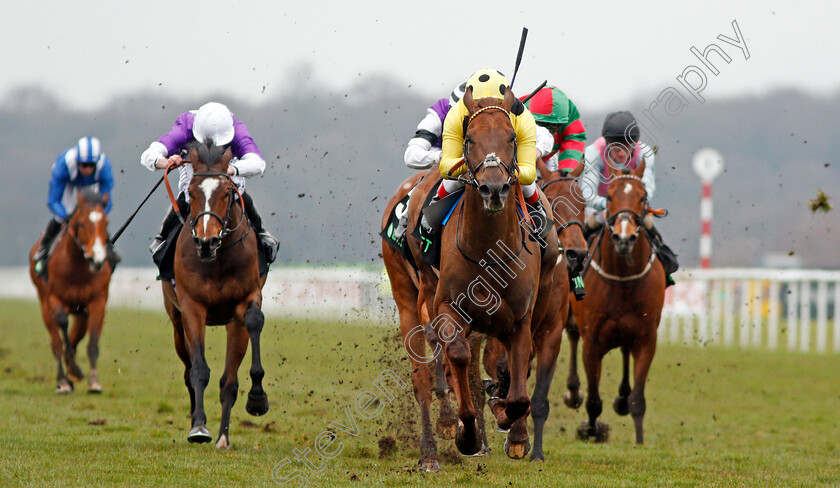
[483,153,500,167]
[624,183,633,194]
[89,211,103,223]
[91,237,107,265]
[199,178,221,234]
[619,219,629,239]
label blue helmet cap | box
[76,137,102,163]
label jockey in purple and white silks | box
[33,136,118,276]
[403,82,466,170]
[140,102,278,263]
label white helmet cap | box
[193,102,235,146]
[76,136,102,163]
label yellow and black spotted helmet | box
[466,68,510,101]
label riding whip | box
[110,174,165,245]
[509,27,528,89]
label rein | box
[540,174,585,235]
[163,165,249,248]
[585,174,656,283]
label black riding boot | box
[241,192,278,264]
[150,205,182,255]
[647,224,678,287]
[34,217,63,277]
[525,198,553,239]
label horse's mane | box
[187,140,227,169]
[79,187,104,206]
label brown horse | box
[406,87,556,456]
[381,171,461,471]
[29,189,112,393]
[161,141,269,449]
[480,159,589,461]
[570,160,665,444]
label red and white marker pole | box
[692,148,724,269]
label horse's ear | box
[570,160,585,178]
[501,85,515,111]
[77,191,85,205]
[463,85,478,114]
[535,156,552,179]
[220,147,233,172]
[101,193,109,206]
[635,158,646,177]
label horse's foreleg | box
[468,334,488,455]
[402,315,441,471]
[66,312,88,383]
[613,346,631,416]
[244,301,269,417]
[438,304,480,456]
[563,311,584,409]
[180,300,211,443]
[529,326,563,461]
[579,339,609,442]
[424,320,457,439]
[40,298,71,393]
[629,335,657,445]
[216,323,248,449]
[84,297,107,393]
[499,320,532,431]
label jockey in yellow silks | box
[426,68,546,230]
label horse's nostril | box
[478,185,492,198]
[565,249,579,263]
[500,184,511,197]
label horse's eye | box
[465,136,473,145]
[509,134,516,144]
[605,195,612,202]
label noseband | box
[458,105,519,188]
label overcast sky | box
[3,0,838,111]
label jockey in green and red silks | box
[140,102,278,266]
[522,86,587,174]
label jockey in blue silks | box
[33,136,116,276]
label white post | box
[787,282,799,351]
[751,280,763,347]
[710,279,722,344]
[768,280,780,350]
[800,281,811,353]
[834,282,840,353]
[740,280,751,348]
[724,279,735,346]
[816,281,828,353]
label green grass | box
[1,298,839,487]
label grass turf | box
[0,298,838,487]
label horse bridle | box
[604,174,648,239]
[457,105,519,188]
[540,175,585,234]
[67,203,105,261]
[188,172,247,244]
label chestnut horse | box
[481,159,589,461]
[406,87,557,456]
[29,189,112,393]
[381,171,461,471]
[570,160,665,444]
[161,141,269,449]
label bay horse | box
[161,141,269,449]
[480,159,589,461]
[29,188,112,393]
[406,87,557,456]
[381,171,461,472]
[570,160,665,444]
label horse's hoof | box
[613,396,630,416]
[436,420,456,440]
[66,364,84,383]
[245,391,269,416]
[215,434,230,450]
[496,427,510,434]
[55,381,73,394]
[87,382,103,394]
[577,420,610,442]
[418,459,440,472]
[529,451,545,462]
[563,390,583,409]
[187,425,212,443]
[504,438,531,459]
[455,420,481,456]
